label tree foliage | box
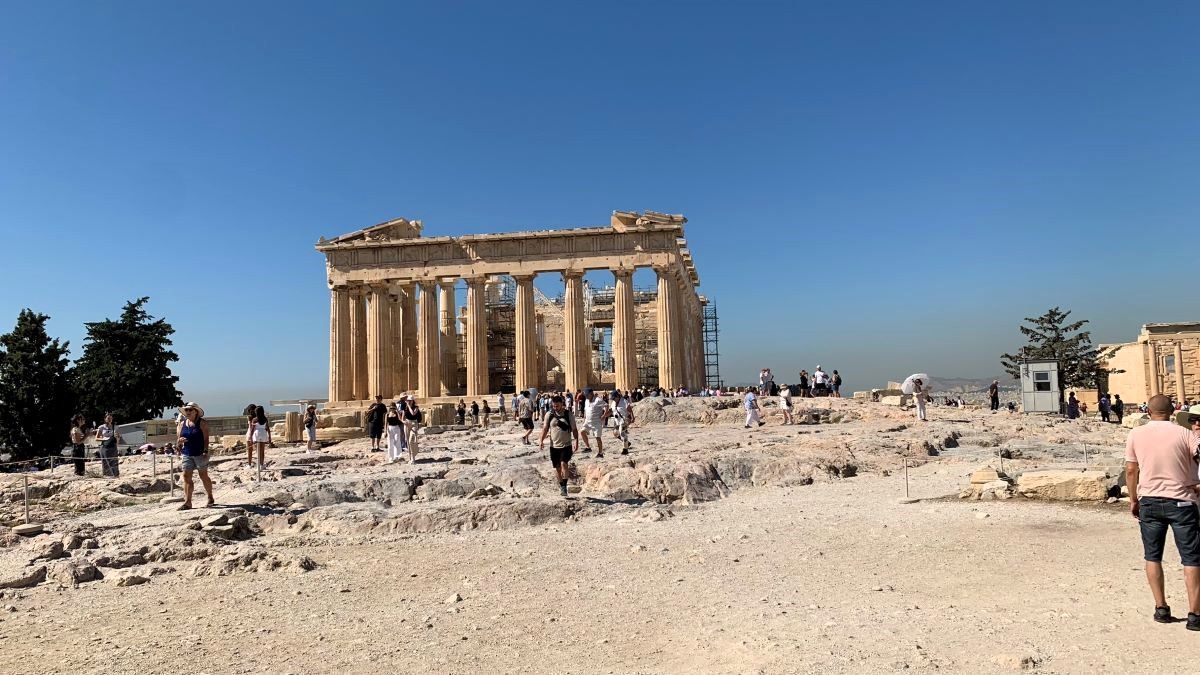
[1000,307,1115,390]
[0,310,75,459]
[73,298,183,423]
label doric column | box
[366,285,393,399]
[514,274,537,393]
[562,271,587,391]
[389,290,405,393]
[656,267,681,390]
[612,269,637,392]
[328,286,353,402]
[401,284,418,394]
[465,276,489,397]
[536,312,547,386]
[1148,342,1161,396]
[695,307,707,388]
[417,281,441,399]
[1175,342,1186,401]
[439,280,458,396]
[350,286,369,401]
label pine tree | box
[1000,307,1114,390]
[73,298,183,423]
[0,310,75,460]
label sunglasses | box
[1190,416,1200,425]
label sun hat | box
[181,402,205,418]
[1174,404,1200,429]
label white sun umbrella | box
[900,374,931,395]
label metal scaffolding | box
[703,301,721,389]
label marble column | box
[465,276,489,397]
[417,281,441,399]
[350,286,369,401]
[695,308,707,388]
[655,267,680,390]
[612,269,637,392]
[389,291,406,393]
[328,286,353,402]
[1175,342,1186,402]
[439,280,458,396]
[562,271,587,392]
[401,285,418,394]
[366,285,393,398]
[514,274,537,393]
[1148,342,1161,396]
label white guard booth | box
[1019,359,1062,413]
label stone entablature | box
[317,211,708,405]
[1102,322,1200,404]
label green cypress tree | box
[0,310,75,460]
[73,298,183,423]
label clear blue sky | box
[2,1,1197,415]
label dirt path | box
[0,461,1190,674]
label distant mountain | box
[929,376,1017,394]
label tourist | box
[482,400,491,428]
[1006,401,1017,414]
[176,402,215,510]
[498,392,507,423]
[518,391,535,445]
[250,405,271,468]
[1114,395,1125,424]
[811,365,830,396]
[831,370,843,398]
[580,388,609,457]
[243,404,258,465]
[797,370,810,398]
[402,395,422,463]
[988,380,1000,411]
[456,399,467,426]
[1124,394,1200,630]
[1067,392,1080,419]
[304,404,318,451]
[95,413,120,477]
[69,414,87,476]
[470,400,480,427]
[1100,394,1112,423]
[744,388,765,428]
[912,379,927,422]
[366,395,387,452]
[538,395,579,498]
[611,390,635,454]
[385,403,405,463]
[778,385,794,425]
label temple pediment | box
[322,218,423,245]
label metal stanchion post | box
[23,475,31,524]
[50,456,55,475]
[1083,444,1088,467]
[169,454,175,496]
[152,451,157,481]
[904,458,910,499]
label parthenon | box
[316,210,717,406]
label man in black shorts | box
[539,395,578,497]
[366,395,387,452]
[518,391,535,445]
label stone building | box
[315,210,716,408]
[1102,322,1200,404]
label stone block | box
[970,468,1009,485]
[332,415,359,429]
[1017,470,1110,501]
[1122,413,1150,429]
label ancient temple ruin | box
[316,210,719,406]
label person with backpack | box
[366,395,387,452]
[95,412,121,477]
[831,370,843,398]
[69,414,88,476]
[539,395,579,497]
[303,404,319,451]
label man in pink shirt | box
[1125,395,1200,630]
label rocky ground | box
[2,397,1187,674]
